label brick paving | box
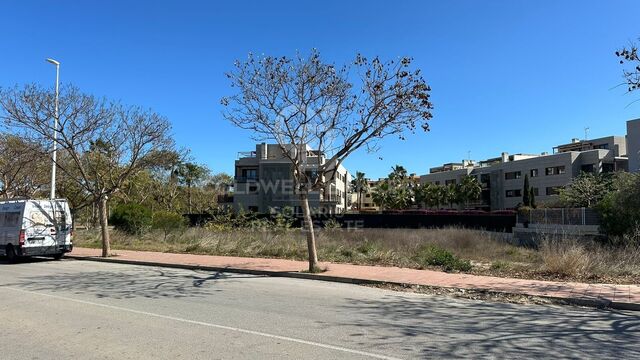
[70,247,640,308]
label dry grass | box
[73,227,640,284]
[539,238,640,281]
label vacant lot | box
[74,227,640,284]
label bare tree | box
[0,84,174,257]
[222,50,433,271]
[0,134,49,199]
[616,41,640,94]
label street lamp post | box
[46,58,60,199]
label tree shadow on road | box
[3,261,264,300]
[338,294,640,358]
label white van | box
[0,199,73,261]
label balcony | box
[237,151,257,159]
[321,195,341,204]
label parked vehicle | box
[0,199,73,261]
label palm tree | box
[350,171,369,211]
[388,165,408,182]
[458,175,482,208]
[372,181,391,210]
[414,183,428,208]
[417,183,437,208]
[445,184,458,208]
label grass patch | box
[490,260,511,271]
[73,227,640,284]
[414,244,472,272]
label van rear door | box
[23,201,54,249]
[52,201,72,246]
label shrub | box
[539,239,592,277]
[414,244,472,272]
[272,206,295,231]
[152,211,187,241]
[110,203,152,235]
[490,260,510,271]
[596,173,640,245]
[323,218,342,230]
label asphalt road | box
[0,259,638,359]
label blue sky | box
[1,0,639,179]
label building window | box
[241,168,258,180]
[248,185,258,192]
[505,171,521,180]
[305,170,318,181]
[480,174,490,185]
[505,189,522,198]
[594,143,609,150]
[581,164,595,173]
[248,206,259,212]
[530,169,539,177]
[546,186,561,196]
[434,181,440,185]
[602,163,615,173]
[545,166,565,176]
[445,179,456,185]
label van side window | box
[4,212,21,227]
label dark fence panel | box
[324,213,516,232]
[184,213,213,226]
[185,212,516,232]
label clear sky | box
[1,0,639,179]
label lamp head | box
[46,58,60,66]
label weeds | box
[414,244,472,272]
[73,227,640,284]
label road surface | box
[0,258,638,359]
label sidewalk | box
[69,247,640,310]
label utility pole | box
[46,58,60,199]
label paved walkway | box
[69,247,640,309]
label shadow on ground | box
[2,260,264,300]
[0,257,55,265]
[338,294,640,358]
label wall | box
[628,119,640,173]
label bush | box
[152,211,187,241]
[596,173,640,245]
[110,203,152,235]
[323,218,342,230]
[539,239,592,277]
[414,244,472,272]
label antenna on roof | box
[584,127,590,141]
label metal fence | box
[517,208,600,226]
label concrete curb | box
[66,255,640,312]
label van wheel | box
[53,253,64,260]
[5,245,17,263]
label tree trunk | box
[300,191,318,272]
[98,196,111,257]
[188,184,192,213]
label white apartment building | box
[233,143,351,214]
[421,123,635,210]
